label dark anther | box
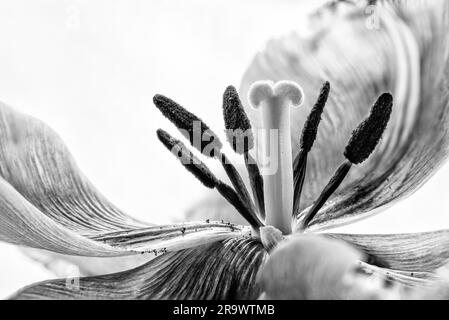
[301,93,393,228]
[344,93,393,164]
[153,94,222,157]
[156,129,263,230]
[300,81,330,152]
[222,85,265,220]
[157,129,218,188]
[222,85,254,154]
[293,82,330,218]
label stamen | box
[292,149,307,217]
[300,93,393,229]
[153,94,222,157]
[223,85,265,219]
[244,152,265,220]
[154,93,258,222]
[215,181,264,229]
[301,161,352,228]
[156,129,218,188]
[157,129,264,230]
[249,80,304,234]
[300,81,330,152]
[344,93,393,164]
[293,82,330,217]
[217,151,258,218]
[222,85,254,154]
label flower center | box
[153,80,393,238]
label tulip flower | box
[3,0,449,299]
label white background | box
[0,0,448,298]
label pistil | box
[248,81,304,234]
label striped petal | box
[10,237,266,300]
[0,102,248,256]
[21,248,155,277]
[0,102,148,235]
[240,0,449,230]
[357,262,439,289]
[327,230,449,272]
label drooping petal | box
[0,102,248,255]
[327,230,449,272]
[357,261,439,289]
[10,237,266,300]
[0,102,148,235]
[21,247,155,277]
[0,176,125,256]
[240,0,449,229]
[0,174,247,255]
[90,221,252,254]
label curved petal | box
[0,176,126,256]
[240,0,449,230]
[0,102,148,235]
[21,248,155,277]
[10,237,266,300]
[327,230,449,272]
[90,222,251,254]
[357,262,439,289]
[0,102,249,255]
[0,174,248,255]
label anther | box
[344,93,393,164]
[154,93,258,219]
[299,93,393,229]
[153,94,222,157]
[223,85,265,219]
[156,129,218,188]
[293,82,330,217]
[222,85,254,154]
[157,129,264,230]
[300,81,330,153]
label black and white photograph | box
[1,0,449,307]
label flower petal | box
[240,0,449,229]
[0,176,126,256]
[0,102,149,235]
[90,222,252,254]
[0,175,247,255]
[0,102,247,255]
[327,230,449,272]
[21,247,155,277]
[357,261,439,288]
[10,237,266,300]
